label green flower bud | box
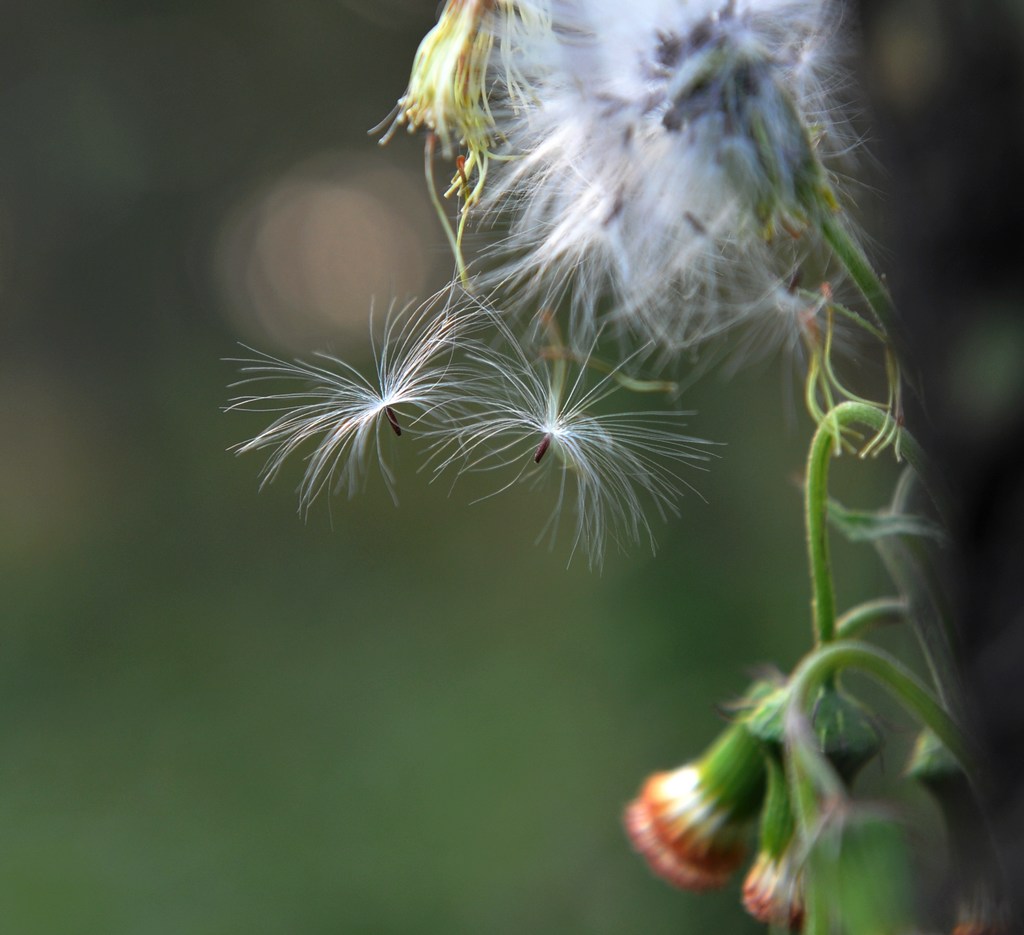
[811,683,884,783]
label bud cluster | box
[623,673,897,930]
[622,666,985,932]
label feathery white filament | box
[228,294,472,509]
[479,0,847,350]
[432,314,715,568]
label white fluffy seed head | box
[476,0,849,351]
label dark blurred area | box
[0,0,1017,932]
[858,0,1024,924]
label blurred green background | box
[0,2,937,933]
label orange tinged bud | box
[624,766,748,890]
[742,852,804,930]
[624,722,766,891]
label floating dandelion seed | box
[228,294,473,509]
[431,313,715,568]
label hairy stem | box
[806,414,840,644]
[806,402,930,645]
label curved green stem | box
[788,640,971,771]
[835,597,908,640]
[782,638,970,935]
[806,402,931,645]
[820,215,896,336]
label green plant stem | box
[783,638,971,935]
[806,415,839,644]
[835,597,907,640]
[788,640,971,770]
[821,214,895,336]
[783,707,842,935]
[806,402,930,645]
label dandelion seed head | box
[478,0,849,351]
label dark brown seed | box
[684,211,708,235]
[534,434,552,464]
[385,406,402,437]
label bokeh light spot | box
[216,153,439,352]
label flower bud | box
[904,727,960,791]
[812,683,884,783]
[742,753,804,929]
[743,677,882,785]
[624,721,766,890]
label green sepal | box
[811,684,883,783]
[698,721,768,824]
[758,752,797,859]
[742,684,789,747]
